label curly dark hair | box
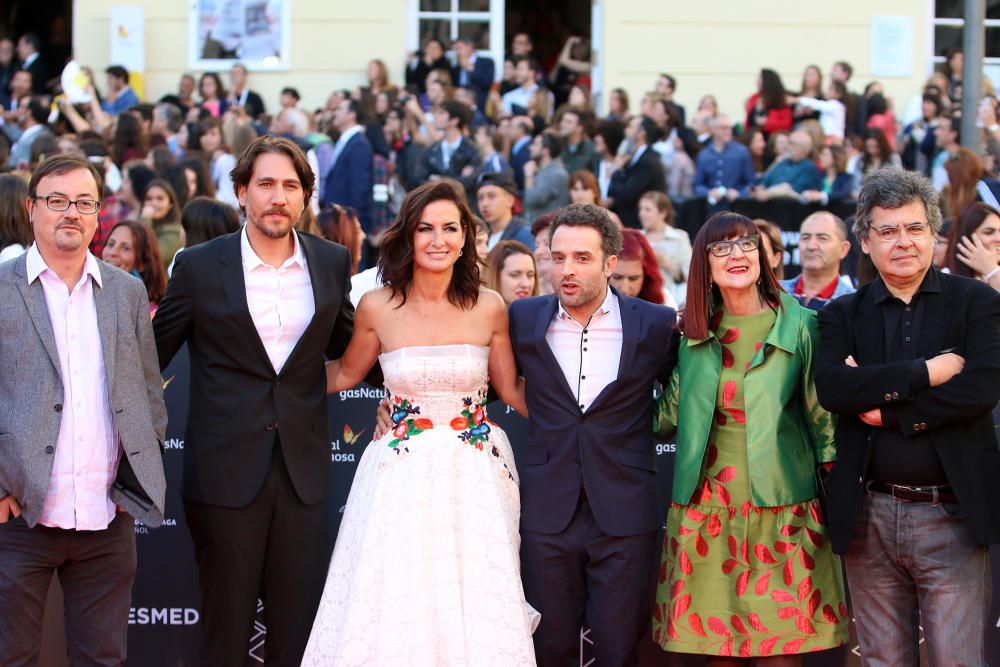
[378,181,481,309]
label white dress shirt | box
[241,226,315,374]
[27,245,119,530]
[545,288,623,412]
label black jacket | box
[417,136,481,191]
[609,146,666,229]
[153,231,357,507]
[815,269,1000,553]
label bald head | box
[789,131,814,161]
[709,114,733,146]
[801,211,848,241]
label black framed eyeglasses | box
[707,235,760,257]
[32,194,102,215]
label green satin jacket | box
[654,291,836,507]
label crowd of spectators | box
[2,31,1000,308]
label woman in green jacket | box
[652,212,848,663]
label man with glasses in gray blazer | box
[0,154,167,664]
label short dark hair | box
[19,33,41,52]
[229,135,315,214]
[659,73,676,90]
[530,211,557,237]
[548,202,622,260]
[28,154,104,199]
[514,55,540,75]
[106,65,129,82]
[540,131,562,159]
[440,100,471,130]
[594,119,626,155]
[342,98,366,125]
[639,115,662,144]
[834,61,853,79]
[378,181,481,309]
[281,87,301,101]
[181,196,241,247]
[25,95,47,125]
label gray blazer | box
[0,253,167,528]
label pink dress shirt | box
[241,227,315,374]
[27,245,119,531]
[544,288,623,412]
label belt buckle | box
[890,485,911,502]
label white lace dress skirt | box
[301,344,539,666]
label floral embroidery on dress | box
[451,396,515,481]
[387,397,433,453]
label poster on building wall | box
[870,16,913,78]
[188,0,291,71]
[110,6,145,96]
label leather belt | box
[869,481,957,504]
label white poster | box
[870,16,913,78]
[189,0,291,71]
[110,6,144,72]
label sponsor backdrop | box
[38,347,1000,666]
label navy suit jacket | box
[322,132,374,231]
[511,141,533,193]
[452,56,495,110]
[509,290,678,537]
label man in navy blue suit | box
[509,203,678,666]
[509,115,535,194]
[451,37,494,112]
[320,98,373,232]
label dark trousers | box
[183,445,330,667]
[0,512,136,666]
[521,496,659,667]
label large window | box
[409,0,505,80]
[932,0,1000,86]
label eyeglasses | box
[870,222,930,243]
[32,194,101,215]
[707,235,760,257]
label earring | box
[458,249,463,256]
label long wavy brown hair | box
[108,220,167,305]
[378,181,481,309]
[944,147,986,218]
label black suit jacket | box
[452,57,495,110]
[22,57,46,95]
[815,269,1000,553]
[509,290,678,537]
[417,136,481,191]
[153,231,356,507]
[609,146,666,229]
[230,89,266,119]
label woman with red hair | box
[610,229,676,307]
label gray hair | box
[154,103,183,134]
[549,203,623,259]
[853,167,942,238]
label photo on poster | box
[188,0,291,71]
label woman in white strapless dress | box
[301,182,539,666]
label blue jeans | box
[844,489,991,667]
